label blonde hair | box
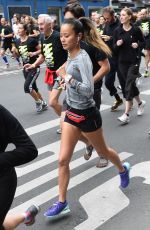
[79,17,111,56]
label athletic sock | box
[2,56,8,64]
[16,57,20,63]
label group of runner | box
[0,2,150,229]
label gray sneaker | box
[84,145,93,160]
[42,101,48,111]
[36,101,43,113]
[24,204,40,225]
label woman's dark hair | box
[19,22,29,35]
[79,17,111,56]
[62,18,83,34]
[64,3,85,19]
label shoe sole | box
[44,206,70,220]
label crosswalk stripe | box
[16,141,84,177]
[10,152,133,214]
[100,104,111,111]
[25,118,60,136]
[141,89,150,95]
[15,151,98,197]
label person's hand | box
[23,63,34,70]
[101,35,111,41]
[131,43,138,49]
[59,79,66,90]
[116,39,123,46]
[56,66,66,79]
[28,52,34,57]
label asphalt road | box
[0,56,150,230]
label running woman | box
[14,23,48,113]
[63,4,110,167]
[113,8,145,124]
[43,19,130,219]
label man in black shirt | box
[102,7,123,111]
[0,105,39,229]
[24,14,67,133]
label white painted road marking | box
[16,141,84,177]
[75,160,150,230]
[10,152,132,214]
[141,89,150,95]
[25,118,60,136]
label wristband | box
[65,74,72,83]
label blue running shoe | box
[44,201,70,219]
[119,162,131,188]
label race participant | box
[135,8,150,78]
[113,8,145,124]
[0,17,21,68]
[63,3,110,167]
[43,18,130,219]
[0,104,39,229]
[14,23,48,113]
[24,14,67,131]
[102,6,123,111]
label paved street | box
[0,56,150,230]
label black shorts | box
[64,105,102,132]
[1,42,12,51]
[145,38,150,50]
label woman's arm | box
[93,58,110,82]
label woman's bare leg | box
[58,122,81,202]
[84,128,124,172]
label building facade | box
[0,0,110,23]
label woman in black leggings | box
[14,23,48,113]
[113,8,145,124]
[0,105,39,230]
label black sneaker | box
[24,204,40,226]
[111,99,123,111]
